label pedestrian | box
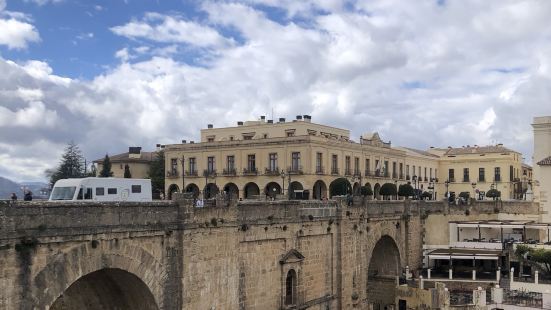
[24,190,33,201]
[10,193,17,201]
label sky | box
[1,0,551,183]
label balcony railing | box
[331,168,339,175]
[384,172,389,178]
[316,166,325,174]
[399,174,404,180]
[265,167,280,175]
[288,165,303,175]
[375,171,381,177]
[185,170,198,176]
[166,170,179,178]
[222,168,237,176]
[365,170,371,176]
[406,175,410,181]
[243,167,258,175]
[203,169,217,177]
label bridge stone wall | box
[0,198,463,310]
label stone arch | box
[288,181,304,199]
[223,182,239,199]
[265,182,281,199]
[312,180,327,200]
[366,234,402,310]
[185,183,200,198]
[244,182,260,199]
[167,184,179,200]
[285,269,297,305]
[50,268,158,310]
[373,183,381,200]
[31,242,166,310]
[204,183,219,199]
[329,178,352,197]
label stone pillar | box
[473,287,486,306]
[510,267,514,285]
[536,271,539,284]
[491,285,503,304]
[449,268,453,280]
[420,276,424,289]
[496,267,501,282]
[472,270,476,280]
[427,268,431,279]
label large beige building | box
[164,116,527,201]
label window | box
[108,188,117,195]
[392,162,397,178]
[510,165,514,182]
[263,134,268,139]
[418,166,421,178]
[269,153,278,171]
[248,154,256,171]
[207,137,214,142]
[286,132,294,137]
[345,156,351,174]
[189,157,196,173]
[412,165,416,177]
[366,158,371,175]
[170,158,177,175]
[316,152,323,173]
[84,188,92,200]
[131,185,141,193]
[430,168,433,179]
[495,167,501,182]
[376,160,381,176]
[424,167,427,179]
[77,188,83,200]
[96,187,104,196]
[384,161,389,177]
[332,154,338,174]
[448,169,455,182]
[399,163,403,179]
[479,168,485,182]
[463,168,469,182]
[291,152,301,171]
[227,155,235,171]
[354,157,360,175]
[406,165,410,178]
[285,269,297,305]
[207,156,215,173]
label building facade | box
[94,147,154,179]
[533,116,551,223]
[164,116,527,202]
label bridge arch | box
[366,234,402,310]
[31,242,166,310]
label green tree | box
[47,141,85,185]
[124,164,132,178]
[486,189,501,200]
[379,183,397,199]
[148,150,165,196]
[99,154,113,177]
[398,184,414,198]
[459,192,470,200]
[360,185,373,196]
[421,191,432,200]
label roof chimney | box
[279,118,286,123]
[303,115,311,122]
[156,143,161,148]
[260,115,266,121]
[296,115,303,120]
[129,146,142,159]
[267,120,273,124]
[181,140,187,144]
[237,121,243,126]
[207,124,213,129]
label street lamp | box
[445,179,450,201]
[412,175,418,200]
[281,170,286,199]
[428,178,435,200]
[471,182,477,201]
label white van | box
[49,177,152,202]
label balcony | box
[265,168,280,176]
[365,170,372,177]
[185,170,198,176]
[222,168,237,176]
[288,165,303,175]
[203,169,217,177]
[375,171,381,177]
[316,166,325,175]
[243,167,258,175]
[331,168,339,175]
[166,170,179,178]
[383,172,389,178]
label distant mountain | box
[0,177,21,199]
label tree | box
[421,191,432,200]
[124,164,132,178]
[459,192,470,200]
[99,154,113,177]
[47,141,85,185]
[515,245,551,276]
[486,189,501,200]
[398,184,414,198]
[379,183,397,199]
[360,185,373,196]
[148,150,165,196]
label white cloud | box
[0,18,40,49]
[23,0,63,6]
[110,12,232,48]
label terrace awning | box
[428,248,501,260]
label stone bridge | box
[0,196,427,310]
